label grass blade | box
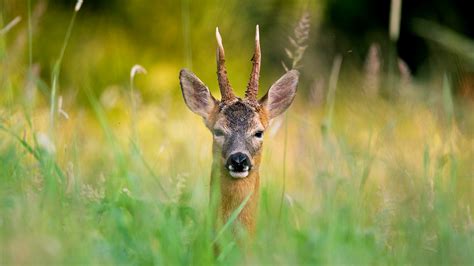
[212,191,253,244]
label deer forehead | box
[214,101,265,132]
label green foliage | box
[1,1,474,265]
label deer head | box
[179,26,298,231]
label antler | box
[245,25,261,102]
[216,27,235,102]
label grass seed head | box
[74,0,83,12]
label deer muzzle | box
[225,152,252,178]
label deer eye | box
[213,129,225,137]
[254,130,264,138]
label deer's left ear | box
[180,69,218,121]
[259,70,299,119]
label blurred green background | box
[1,0,474,265]
[3,0,311,105]
[2,0,474,103]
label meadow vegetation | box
[1,0,473,264]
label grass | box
[1,1,474,265]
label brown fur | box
[207,101,268,233]
[179,27,298,236]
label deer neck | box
[210,154,260,233]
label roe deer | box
[179,26,299,233]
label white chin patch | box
[229,171,249,178]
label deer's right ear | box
[179,69,218,120]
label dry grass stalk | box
[398,57,413,97]
[282,11,311,71]
[7,1,47,65]
[363,43,382,97]
[58,96,70,120]
[74,0,84,12]
[0,16,22,35]
[389,0,402,42]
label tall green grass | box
[1,1,474,265]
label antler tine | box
[216,27,235,102]
[245,25,261,102]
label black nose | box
[226,152,251,172]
